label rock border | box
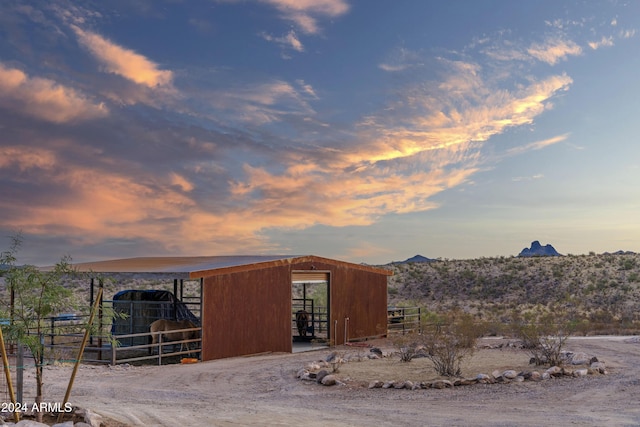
[296,348,607,389]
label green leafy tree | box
[0,235,77,421]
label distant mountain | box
[393,255,436,264]
[518,241,562,257]
[604,250,637,255]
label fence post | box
[158,333,162,366]
[50,317,55,346]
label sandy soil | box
[34,336,640,426]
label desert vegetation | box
[384,252,640,336]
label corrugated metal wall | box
[201,267,292,360]
[201,258,389,360]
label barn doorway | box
[292,272,329,351]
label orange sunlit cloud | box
[340,72,572,168]
[261,0,350,34]
[527,38,583,65]
[72,26,173,89]
[0,63,108,123]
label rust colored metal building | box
[73,255,392,361]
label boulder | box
[529,371,542,381]
[403,380,415,390]
[370,347,383,357]
[368,380,384,389]
[431,380,453,389]
[502,370,518,379]
[591,362,606,374]
[476,373,492,383]
[315,369,329,383]
[75,408,103,427]
[546,366,562,377]
[13,421,50,427]
[321,374,338,386]
[573,369,588,377]
[569,352,591,365]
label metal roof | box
[71,255,392,279]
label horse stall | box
[70,255,392,363]
[110,289,200,346]
[105,289,201,364]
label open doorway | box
[292,272,329,349]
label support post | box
[173,279,178,320]
[98,279,104,361]
[58,287,103,423]
[0,326,20,422]
[17,343,23,404]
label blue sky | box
[1,0,639,265]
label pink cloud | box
[73,26,173,89]
[0,63,108,123]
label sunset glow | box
[1,1,639,265]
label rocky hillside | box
[383,252,640,330]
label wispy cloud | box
[620,29,636,39]
[222,57,574,233]
[528,38,583,64]
[512,174,544,182]
[260,30,304,52]
[344,62,573,168]
[207,79,316,124]
[505,134,569,157]
[72,26,173,89]
[378,47,422,72]
[259,0,349,34]
[589,36,614,49]
[0,63,108,123]
[379,63,408,72]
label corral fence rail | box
[39,312,202,366]
[109,326,202,365]
[387,306,422,335]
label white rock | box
[570,352,591,365]
[502,370,518,379]
[573,369,588,377]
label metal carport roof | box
[71,255,392,279]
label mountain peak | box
[518,241,561,257]
[393,254,436,264]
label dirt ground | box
[32,336,640,426]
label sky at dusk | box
[1,0,640,266]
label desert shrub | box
[513,309,575,367]
[391,311,477,376]
[390,332,421,362]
